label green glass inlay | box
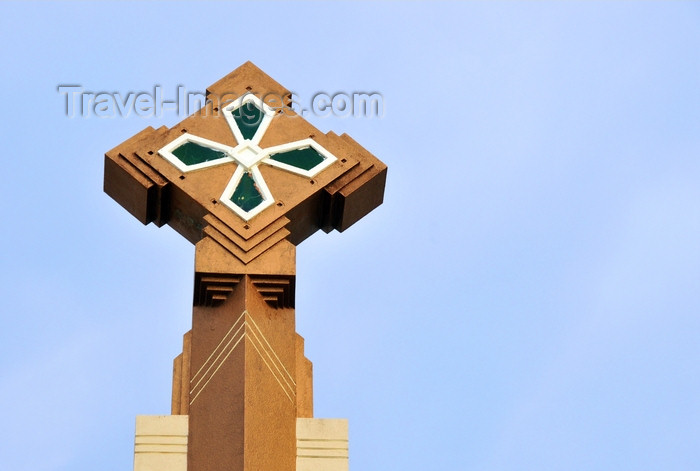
[270,147,325,171]
[172,141,227,166]
[231,172,264,212]
[233,103,263,140]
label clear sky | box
[1,2,699,471]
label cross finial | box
[105,61,386,255]
[105,62,386,471]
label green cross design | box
[158,93,337,221]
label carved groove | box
[250,275,295,309]
[194,274,242,307]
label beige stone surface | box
[134,415,188,471]
[296,418,349,471]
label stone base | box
[134,415,188,471]
[296,418,349,471]
[133,416,348,471]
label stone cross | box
[104,62,386,471]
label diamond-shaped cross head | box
[104,62,387,264]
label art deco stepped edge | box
[104,61,386,471]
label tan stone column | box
[181,237,301,471]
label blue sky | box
[1,2,699,471]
